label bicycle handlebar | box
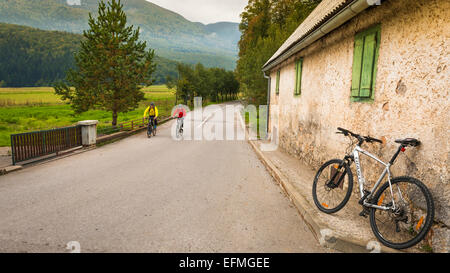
[365,136,383,144]
[337,127,357,137]
[336,127,383,144]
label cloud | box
[66,0,81,5]
[147,0,247,24]
[206,32,218,39]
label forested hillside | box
[0,23,178,87]
[0,0,240,70]
[237,0,321,105]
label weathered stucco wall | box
[269,0,449,231]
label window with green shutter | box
[351,25,381,102]
[294,58,303,96]
[275,70,280,95]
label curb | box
[248,140,401,253]
[0,165,23,176]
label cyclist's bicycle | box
[312,127,434,249]
[176,117,184,139]
[147,117,157,138]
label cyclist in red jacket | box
[173,105,187,138]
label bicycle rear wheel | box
[369,176,434,249]
[312,159,353,214]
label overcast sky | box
[147,0,248,24]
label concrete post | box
[77,120,98,146]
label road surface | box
[0,103,329,253]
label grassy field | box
[0,85,175,106]
[0,85,176,146]
[0,87,64,106]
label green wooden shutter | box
[276,70,280,94]
[351,24,381,101]
[351,36,364,97]
[360,33,377,98]
[295,59,303,95]
[294,61,298,95]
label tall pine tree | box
[55,0,155,126]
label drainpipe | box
[263,71,271,138]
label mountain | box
[205,22,241,52]
[0,23,178,87]
[0,0,241,70]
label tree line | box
[0,0,239,71]
[236,0,321,105]
[168,63,240,106]
[0,22,178,87]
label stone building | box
[262,0,449,251]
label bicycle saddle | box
[395,138,421,147]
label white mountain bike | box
[312,127,434,249]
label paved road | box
[0,103,329,253]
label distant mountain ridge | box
[0,0,241,70]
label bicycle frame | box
[177,117,184,126]
[352,145,396,211]
[148,117,156,128]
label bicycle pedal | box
[359,207,370,218]
[358,190,371,205]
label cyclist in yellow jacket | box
[143,102,159,131]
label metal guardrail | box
[11,126,82,165]
[10,116,172,165]
[97,116,170,136]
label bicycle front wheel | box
[312,159,353,214]
[147,124,152,138]
[369,176,434,249]
[176,124,182,139]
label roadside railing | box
[11,126,82,165]
[97,116,170,136]
[10,115,172,165]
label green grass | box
[0,85,175,107]
[420,243,433,253]
[0,87,63,106]
[0,85,176,146]
[141,85,175,93]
